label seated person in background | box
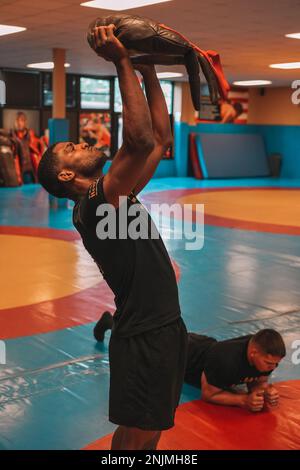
[94,314,285,414]
[11,111,41,183]
[220,100,243,123]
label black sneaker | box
[93,311,113,341]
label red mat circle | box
[84,380,300,450]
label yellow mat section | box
[0,235,100,309]
[178,189,300,227]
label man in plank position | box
[95,314,285,413]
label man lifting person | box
[38,25,188,450]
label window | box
[159,81,173,114]
[43,73,76,108]
[114,78,122,113]
[43,74,52,107]
[117,115,123,148]
[80,77,110,109]
[114,78,173,114]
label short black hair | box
[252,329,286,358]
[37,143,68,198]
[233,102,243,117]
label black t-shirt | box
[184,333,272,389]
[73,177,181,337]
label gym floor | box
[0,177,299,450]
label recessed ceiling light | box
[285,33,300,39]
[270,62,300,69]
[156,72,183,79]
[27,62,70,70]
[0,25,26,37]
[80,0,171,11]
[233,80,272,86]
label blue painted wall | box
[174,122,300,179]
[258,125,300,178]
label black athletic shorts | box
[109,317,188,431]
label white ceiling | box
[1,0,300,86]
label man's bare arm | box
[201,372,265,412]
[91,25,154,207]
[133,65,173,195]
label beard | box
[79,149,108,177]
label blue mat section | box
[195,133,270,178]
[0,177,300,449]
[1,177,300,230]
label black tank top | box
[73,177,181,337]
